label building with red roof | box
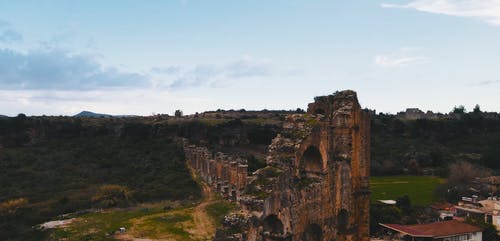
[379,220,482,241]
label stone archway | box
[337,209,349,234]
[263,215,284,237]
[301,223,322,241]
[301,146,323,175]
[313,108,325,115]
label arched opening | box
[231,190,237,201]
[337,209,349,234]
[314,108,325,115]
[263,215,284,236]
[301,223,322,241]
[301,146,323,174]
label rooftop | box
[380,220,482,238]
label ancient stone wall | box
[253,90,370,241]
[183,90,370,241]
[184,143,248,201]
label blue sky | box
[0,0,499,116]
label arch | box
[301,146,323,174]
[263,215,284,236]
[313,108,325,115]
[230,190,237,201]
[301,223,322,241]
[337,209,349,234]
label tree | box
[473,104,481,114]
[407,159,421,175]
[396,195,411,214]
[466,217,500,241]
[448,161,490,186]
[174,109,183,117]
[91,185,133,208]
[370,203,402,234]
[452,105,466,114]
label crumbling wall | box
[245,90,371,241]
[183,90,370,241]
[184,143,248,201]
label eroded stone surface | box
[185,90,371,241]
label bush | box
[91,185,133,208]
[0,198,28,217]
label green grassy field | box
[47,201,192,241]
[47,177,236,241]
[370,175,445,206]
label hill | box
[0,117,201,240]
[74,111,113,118]
[371,113,500,175]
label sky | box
[0,0,499,116]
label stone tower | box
[258,90,371,241]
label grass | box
[133,213,193,240]
[47,173,237,241]
[370,175,445,206]
[49,209,153,241]
[48,201,197,241]
[48,197,236,241]
[206,201,237,225]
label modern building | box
[380,220,482,241]
[455,199,500,232]
[430,203,455,221]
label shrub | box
[0,198,28,217]
[91,185,133,208]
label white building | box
[455,199,500,232]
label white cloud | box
[382,0,500,26]
[374,47,427,67]
[374,55,425,67]
[0,48,147,90]
[150,55,272,90]
[473,80,500,86]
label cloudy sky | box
[0,0,499,116]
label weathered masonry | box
[185,90,371,241]
[184,144,248,201]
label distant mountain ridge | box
[74,111,113,118]
[74,111,139,118]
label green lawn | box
[370,175,445,206]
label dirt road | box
[115,169,218,241]
[186,179,217,240]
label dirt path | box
[186,179,217,240]
[115,169,218,241]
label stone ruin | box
[184,90,371,241]
[184,144,248,201]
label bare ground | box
[115,169,217,241]
[185,180,217,240]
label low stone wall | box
[183,141,248,202]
